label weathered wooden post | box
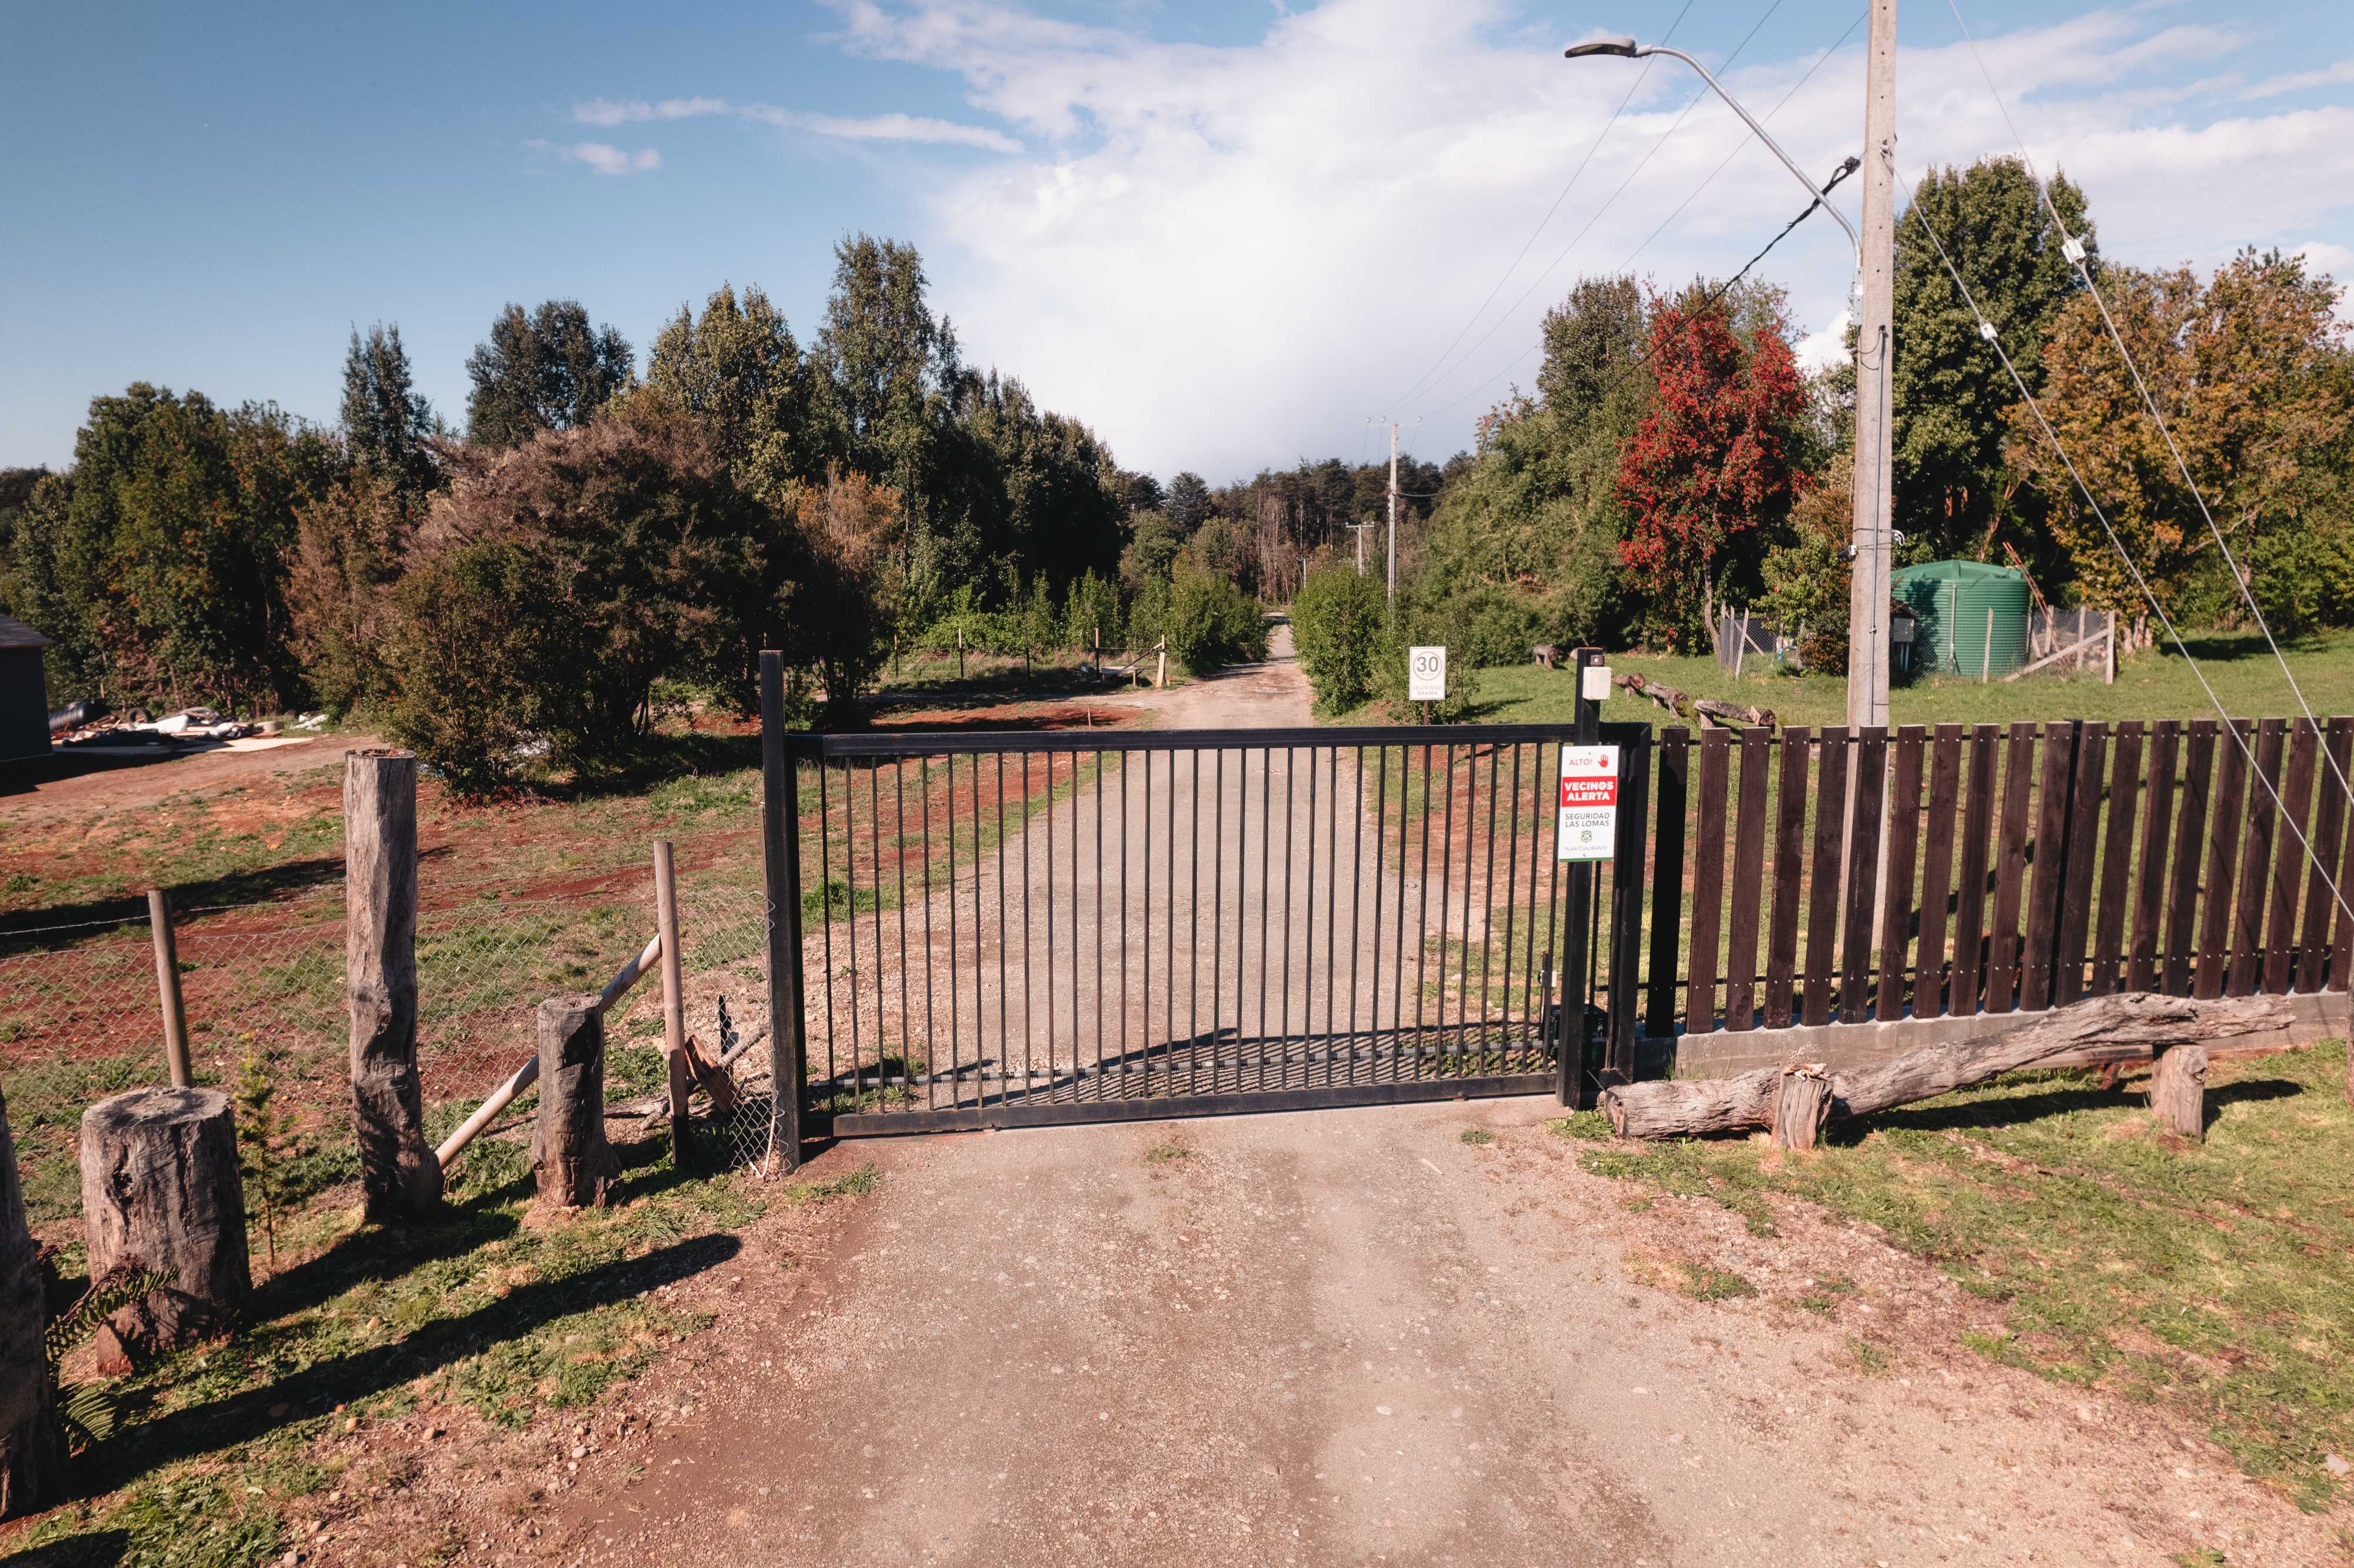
[1770,1064,1833,1151]
[2150,1044,2208,1141]
[145,888,191,1088]
[0,1081,59,1517]
[79,1087,251,1363]
[344,748,442,1221]
[653,841,693,1165]
[532,996,619,1208]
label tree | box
[1616,289,1810,650]
[1119,509,1185,592]
[1759,459,1855,671]
[1892,158,2093,565]
[1163,471,1213,532]
[341,324,443,502]
[464,301,634,450]
[779,465,904,723]
[2010,249,2354,641]
[6,386,335,710]
[1291,562,1390,714]
[641,283,820,495]
[1537,274,1645,422]
[287,469,413,713]
[956,371,1126,590]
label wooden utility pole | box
[1366,419,1417,610]
[1347,520,1375,575]
[1846,0,1897,732]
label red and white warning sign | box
[1556,744,1620,861]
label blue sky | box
[6,1,2352,482]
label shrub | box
[1291,565,1388,713]
[1161,564,1268,672]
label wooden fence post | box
[146,888,191,1088]
[2151,1043,2208,1140]
[79,1087,251,1361]
[653,841,693,1166]
[344,749,441,1221]
[533,996,619,1208]
[0,1080,59,1518]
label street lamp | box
[1562,38,1860,265]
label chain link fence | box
[0,847,783,1209]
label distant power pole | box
[1366,418,1418,611]
[1847,0,1897,731]
[1346,520,1375,575]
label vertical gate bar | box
[2165,721,2217,996]
[1304,745,1319,1079]
[1986,723,2037,1015]
[895,761,913,1100]
[1282,747,1299,1069]
[2127,722,2176,994]
[844,760,865,1094]
[1839,727,1887,1024]
[1122,750,1133,1094]
[2054,721,2107,1007]
[921,757,939,1107]
[1765,728,1808,1031]
[1189,750,1202,1096]
[2090,721,2143,999]
[2229,718,2286,996]
[1520,744,1548,1055]
[1042,753,1055,1104]
[2264,718,2319,995]
[1607,731,1651,1080]
[1801,729,1848,1028]
[869,763,887,1089]
[1351,745,1370,1081]
[2298,720,2353,991]
[2020,721,2077,1013]
[1325,748,1342,1080]
[1097,744,1109,1097]
[1724,730,1768,1031]
[1683,731,1728,1037]
[967,755,987,1099]
[1913,727,1963,1017]
[2195,721,2250,1000]
[2330,718,2354,992]
[1477,743,1503,1066]
[1645,728,1690,1042]
[1259,746,1273,1088]
[1876,726,1926,1022]
[994,755,1009,1092]
[1213,748,1227,1090]
[1544,734,1567,1090]
[1951,725,2000,1014]
[1015,754,1028,1107]
[1168,748,1179,1088]
[1498,744,1525,1070]
[756,652,804,1171]
[942,758,958,1102]
[1073,750,1086,1097]
[817,753,839,1090]
[1418,743,1435,1064]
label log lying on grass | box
[1600,992,2289,1141]
[1613,671,1775,731]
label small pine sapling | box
[232,1038,305,1273]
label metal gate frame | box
[756,650,1649,1167]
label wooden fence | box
[1637,717,2354,1041]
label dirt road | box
[546,638,2330,1566]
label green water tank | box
[1892,560,2030,677]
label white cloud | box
[530,139,662,176]
[2243,61,2354,101]
[619,1,2354,477]
[570,95,1020,152]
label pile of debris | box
[47,704,316,748]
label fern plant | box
[46,1262,169,1452]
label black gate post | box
[1604,727,1653,1085]
[1556,648,1605,1106]
[759,651,807,1172]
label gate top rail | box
[796,720,1640,758]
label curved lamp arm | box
[1565,38,1863,266]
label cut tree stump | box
[1771,1065,1833,1151]
[78,1087,251,1364]
[345,749,441,1221]
[0,1080,61,1519]
[533,996,620,1209]
[1600,992,2287,1140]
[2150,1044,2209,1140]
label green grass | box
[1391,627,2354,735]
[16,1131,824,1568]
[1458,1127,1494,1146]
[1562,1042,2354,1509]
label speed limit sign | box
[1408,645,1447,701]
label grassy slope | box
[1335,627,2354,733]
[1560,1043,2354,1511]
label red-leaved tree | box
[1615,294,1810,650]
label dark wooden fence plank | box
[1877,726,1927,1021]
[1803,731,1851,1027]
[2195,720,2250,1001]
[1645,727,1691,1039]
[2021,721,2077,1012]
[1724,730,1770,1030]
[1766,729,1808,1030]
[1914,725,1964,1017]
[2090,720,2143,997]
[1950,724,2000,1016]
[1986,723,2038,1015]
[2226,718,2284,997]
[2333,719,2354,993]
[2165,720,2217,996]
[2262,718,2318,995]
[2053,721,2107,1006]
[1841,728,1888,1023]
[2299,719,2353,992]
[1683,730,1729,1037]
[2129,721,2179,993]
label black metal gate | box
[756,654,1648,1158]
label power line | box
[1405,0,1794,420]
[1379,0,1700,417]
[1941,0,2354,817]
[1898,162,2353,934]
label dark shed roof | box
[0,615,51,650]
